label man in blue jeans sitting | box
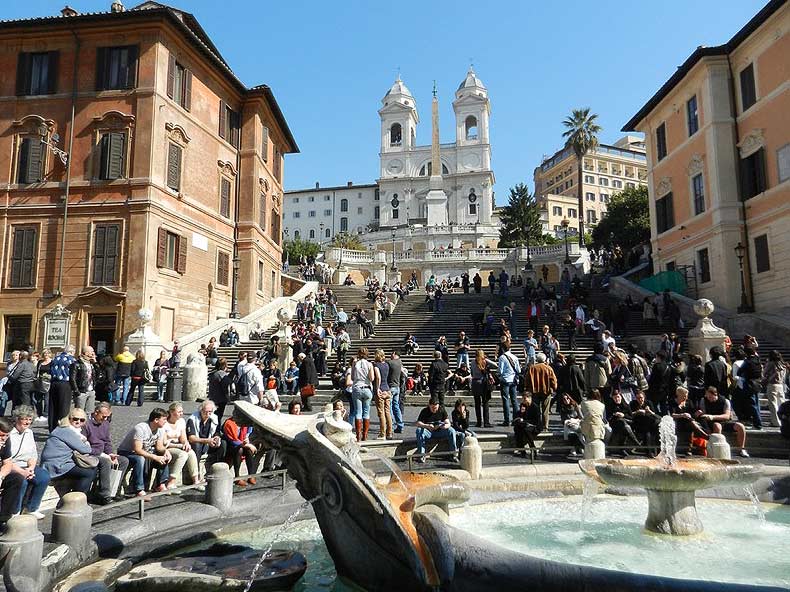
[414,399,457,463]
[117,408,172,496]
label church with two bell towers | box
[377,68,495,229]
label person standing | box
[428,351,451,407]
[470,350,496,428]
[455,331,470,369]
[114,346,134,407]
[487,271,496,295]
[48,345,76,432]
[70,346,98,412]
[526,352,557,432]
[738,347,763,430]
[387,351,405,434]
[33,349,52,423]
[497,342,521,427]
[372,350,392,440]
[8,351,36,409]
[473,273,482,294]
[208,358,233,425]
[297,352,318,412]
[152,351,169,403]
[130,350,150,407]
[351,348,375,442]
[763,351,787,428]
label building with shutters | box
[0,1,297,359]
[622,0,789,313]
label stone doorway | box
[89,314,116,357]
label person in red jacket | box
[222,416,259,487]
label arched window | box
[340,198,348,212]
[465,115,478,140]
[340,217,348,232]
[309,229,315,239]
[325,228,331,238]
[419,162,450,176]
[294,230,300,239]
[390,123,402,146]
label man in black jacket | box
[647,351,671,415]
[704,347,729,399]
[297,352,318,412]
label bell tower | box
[379,75,418,157]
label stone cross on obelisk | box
[425,80,448,226]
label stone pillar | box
[51,492,93,552]
[707,433,732,460]
[584,440,605,460]
[459,436,482,480]
[206,462,234,513]
[687,299,726,362]
[181,352,208,402]
[0,515,44,591]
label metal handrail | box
[92,468,289,521]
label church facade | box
[284,68,499,248]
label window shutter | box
[107,132,126,179]
[156,227,167,268]
[95,47,107,91]
[16,52,31,96]
[92,225,106,284]
[230,110,240,148]
[220,178,230,217]
[176,235,187,274]
[126,45,138,89]
[21,228,36,287]
[166,52,175,99]
[183,69,192,111]
[167,143,181,191]
[104,224,118,284]
[755,148,767,193]
[261,126,269,161]
[10,229,24,287]
[219,100,227,139]
[217,252,229,286]
[47,51,59,94]
[259,194,266,230]
[23,138,43,183]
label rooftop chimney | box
[61,5,78,16]
[111,1,125,12]
[315,182,319,189]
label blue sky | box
[4,1,768,203]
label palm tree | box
[562,108,601,245]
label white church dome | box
[457,67,487,94]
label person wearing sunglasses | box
[40,408,97,499]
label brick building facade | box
[0,2,297,357]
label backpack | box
[95,365,108,385]
[234,367,252,399]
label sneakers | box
[739,449,750,458]
[234,479,248,487]
[247,478,257,486]
[155,484,168,493]
[28,511,45,520]
[165,478,179,490]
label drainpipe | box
[229,127,242,319]
[726,54,755,312]
[55,30,80,297]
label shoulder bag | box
[73,450,99,469]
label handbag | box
[73,451,99,469]
[144,368,153,383]
[300,384,316,397]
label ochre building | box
[0,2,297,357]
[623,0,788,313]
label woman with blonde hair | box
[161,402,200,489]
[372,349,392,440]
[351,347,374,441]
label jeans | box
[389,386,403,430]
[120,451,169,493]
[415,427,457,455]
[134,382,145,406]
[54,464,98,495]
[456,352,470,369]
[156,380,166,402]
[15,466,51,513]
[352,386,373,420]
[118,376,132,406]
[500,381,519,424]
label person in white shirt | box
[247,361,265,405]
[601,330,617,352]
[162,402,200,489]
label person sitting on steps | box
[414,398,458,464]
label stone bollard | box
[206,462,234,513]
[182,352,208,402]
[0,515,44,591]
[707,433,731,460]
[584,439,606,460]
[459,436,482,480]
[52,492,93,553]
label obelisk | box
[425,82,448,226]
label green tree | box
[497,183,544,248]
[283,237,320,263]
[330,232,365,250]
[562,107,601,245]
[591,185,649,250]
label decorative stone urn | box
[687,298,726,362]
[125,308,163,364]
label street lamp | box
[391,228,398,271]
[734,242,753,313]
[561,217,572,265]
[524,231,533,270]
[319,222,325,246]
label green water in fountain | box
[220,494,790,590]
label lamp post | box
[734,242,753,313]
[524,231,533,270]
[561,217,572,265]
[37,124,71,297]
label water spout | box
[657,415,677,467]
[744,486,766,524]
[242,495,322,592]
[580,477,599,529]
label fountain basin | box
[579,458,764,536]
